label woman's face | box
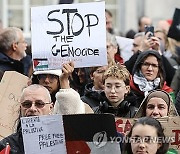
[104,77,129,107]
[38,74,59,94]
[91,66,108,90]
[131,124,161,154]
[141,55,159,81]
[77,68,86,84]
[146,97,168,118]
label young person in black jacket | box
[96,64,137,118]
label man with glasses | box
[0,62,93,153]
[0,27,27,75]
[0,84,53,153]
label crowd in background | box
[0,4,179,154]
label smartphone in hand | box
[145,25,154,38]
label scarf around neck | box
[133,71,160,94]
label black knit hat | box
[167,8,180,41]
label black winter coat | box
[96,92,138,118]
[81,82,106,112]
[0,130,24,154]
[0,52,24,74]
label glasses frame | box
[141,62,159,69]
[37,74,59,82]
[21,100,51,109]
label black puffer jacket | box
[0,129,24,154]
[81,82,106,112]
[96,92,138,118]
[0,52,24,74]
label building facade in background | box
[0,0,179,39]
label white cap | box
[33,69,62,76]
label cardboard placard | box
[115,116,180,153]
[31,2,107,70]
[0,71,28,140]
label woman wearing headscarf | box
[134,89,178,118]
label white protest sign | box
[21,115,66,154]
[31,2,107,70]
[116,36,133,62]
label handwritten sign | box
[21,115,66,154]
[31,2,107,70]
[115,116,180,153]
[0,71,28,140]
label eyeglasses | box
[17,40,27,44]
[105,84,126,92]
[21,100,51,109]
[37,74,59,82]
[141,62,159,69]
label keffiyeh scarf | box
[133,71,160,94]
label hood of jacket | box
[132,50,166,79]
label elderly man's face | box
[20,87,53,117]
[15,31,27,60]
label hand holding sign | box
[59,61,74,89]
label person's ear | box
[50,102,54,110]
[12,42,18,51]
[90,73,94,80]
[49,103,54,115]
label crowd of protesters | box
[0,4,179,154]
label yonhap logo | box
[93,131,107,148]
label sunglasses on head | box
[21,100,51,109]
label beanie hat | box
[33,69,62,76]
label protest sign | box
[115,116,180,153]
[21,114,121,154]
[116,36,133,61]
[0,71,28,140]
[21,115,66,154]
[31,2,107,70]
[63,114,120,154]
